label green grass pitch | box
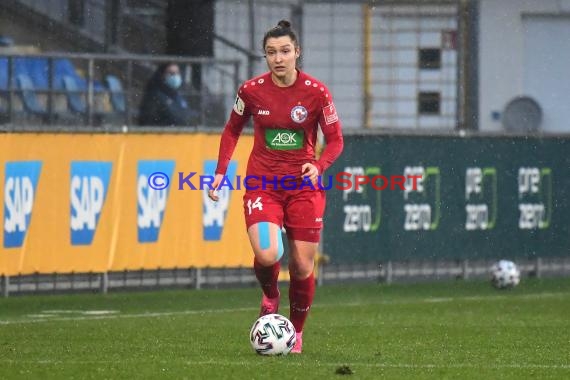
[0,278,569,379]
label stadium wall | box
[324,131,570,263]
[0,132,254,276]
[1,132,569,281]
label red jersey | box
[215,70,343,188]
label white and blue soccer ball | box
[490,260,521,289]
[250,314,296,355]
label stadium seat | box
[15,74,48,117]
[0,35,14,47]
[61,75,87,114]
[61,75,112,126]
[104,75,126,113]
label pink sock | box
[289,272,315,332]
[254,258,280,299]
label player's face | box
[264,36,299,84]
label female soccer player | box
[208,20,343,353]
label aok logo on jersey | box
[203,160,237,241]
[4,161,42,248]
[137,160,175,243]
[265,129,304,150]
[70,161,112,245]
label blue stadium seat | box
[104,75,126,113]
[16,74,47,116]
[61,75,86,114]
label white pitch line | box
[39,310,118,315]
[184,361,570,370]
[0,359,567,370]
[0,307,257,325]
[0,291,568,326]
[41,310,85,314]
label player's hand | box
[208,173,224,202]
[301,163,319,185]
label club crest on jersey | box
[290,105,308,123]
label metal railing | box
[2,257,570,297]
[0,52,240,129]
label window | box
[418,48,441,70]
[418,92,441,115]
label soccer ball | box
[490,260,520,289]
[249,314,296,355]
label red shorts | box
[243,188,326,243]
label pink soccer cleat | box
[291,332,303,354]
[259,292,280,317]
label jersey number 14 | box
[247,197,263,215]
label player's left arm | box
[314,91,344,174]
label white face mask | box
[165,74,182,90]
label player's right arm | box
[209,88,251,201]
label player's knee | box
[254,248,281,266]
[253,222,284,265]
[254,243,284,266]
[289,259,314,280]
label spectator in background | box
[0,35,15,47]
[138,62,198,126]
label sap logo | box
[137,160,175,243]
[203,160,237,241]
[258,109,270,115]
[4,161,42,248]
[70,161,112,246]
